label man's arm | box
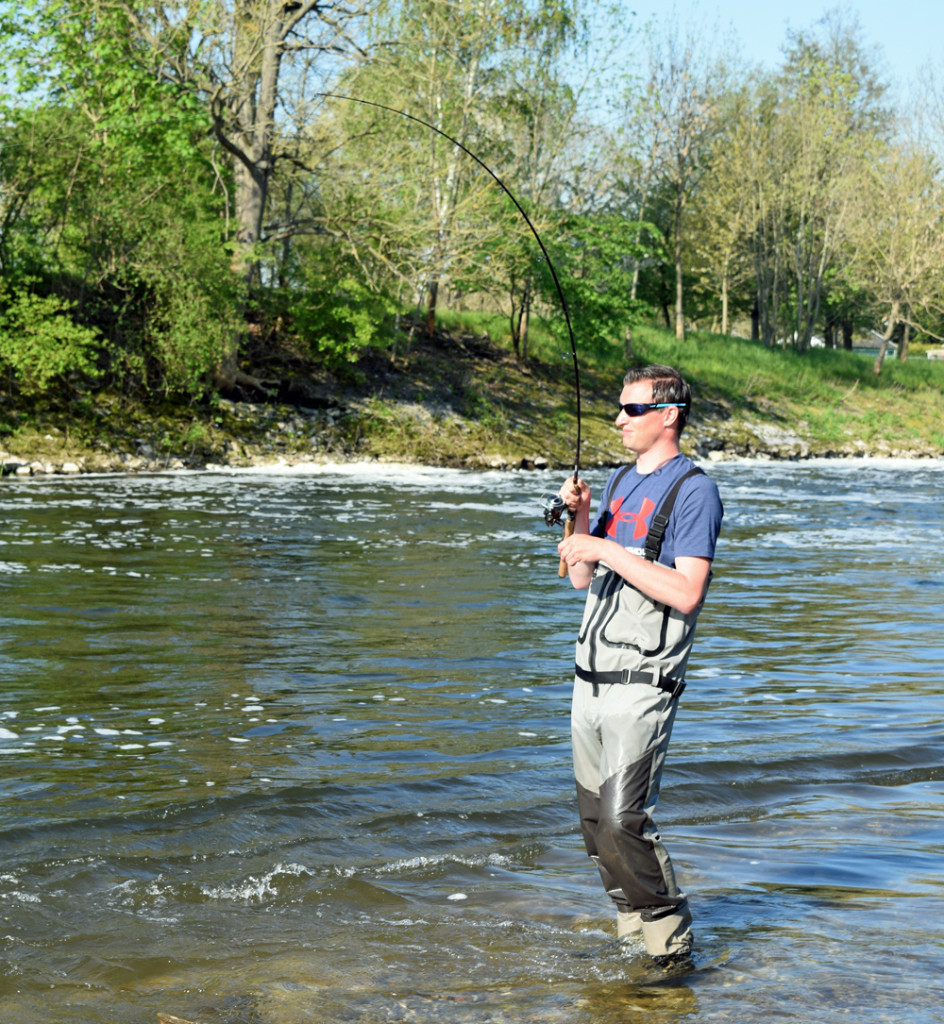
[557,475,713,612]
[558,528,711,614]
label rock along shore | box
[1,393,940,479]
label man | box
[557,364,723,966]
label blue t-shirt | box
[588,454,723,567]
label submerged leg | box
[572,680,692,958]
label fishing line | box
[320,92,582,483]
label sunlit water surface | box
[1,459,942,1023]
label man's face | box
[615,381,666,453]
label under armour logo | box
[606,495,655,540]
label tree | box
[0,21,242,396]
[624,18,721,341]
[686,84,755,335]
[775,18,888,352]
[322,0,586,343]
[3,0,370,388]
[482,45,604,361]
[534,210,658,363]
[845,144,944,374]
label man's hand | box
[559,476,591,514]
[557,531,604,567]
[556,477,596,588]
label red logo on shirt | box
[606,496,655,540]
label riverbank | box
[2,326,942,477]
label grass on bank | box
[437,310,944,454]
[614,324,944,455]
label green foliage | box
[535,213,659,363]
[130,206,243,396]
[288,254,398,364]
[0,282,102,393]
[0,3,239,397]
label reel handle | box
[557,514,575,577]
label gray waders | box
[571,467,704,958]
[572,677,692,957]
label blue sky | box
[618,1,941,92]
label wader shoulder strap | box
[643,466,704,562]
[598,464,633,536]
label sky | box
[618,0,943,94]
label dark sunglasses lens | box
[618,403,649,416]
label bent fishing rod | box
[321,94,581,575]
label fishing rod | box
[321,93,581,575]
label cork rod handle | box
[558,516,575,577]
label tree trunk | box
[674,179,685,340]
[721,271,729,336]
[212,0,286,390]
[233,161,269,282]
[516,281,531,363]
[873,300,899,376]
[900,322,910,363]
[751,298,759,341]
[842,320,853,350]
[426,279,439,337]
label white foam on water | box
[367,852,514,877]
[200,862,314,902]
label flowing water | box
[1,459,942,1024]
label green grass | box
[428,313,944,459]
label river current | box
[1,459,942,1023]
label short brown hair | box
[623,364,692,432]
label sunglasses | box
[617,402,688,417]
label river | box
[1,458,942,1023]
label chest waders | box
[571,465,704,960]
[574,466,706,698]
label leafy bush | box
[288,258,397,363]
[135,220,244,396]
[0,284,102,393]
